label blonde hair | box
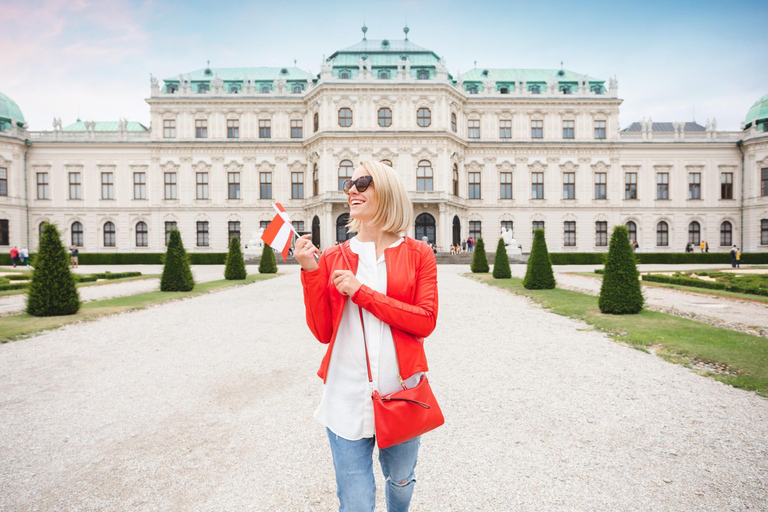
[347,160,413,235]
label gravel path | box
[0,265,229,315]
[509,264,768,333]
[0,266,766,511]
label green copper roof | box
[334,39,432,54]
[63,121,148,132]
[328,38,442,68]
[460,68,601,83]
[332,54,438,67]
[165,67,310,82]
[0,92,25,126]
[744,93,768,128]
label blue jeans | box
[327,427,421,512]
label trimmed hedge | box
[524,229,556,289]
[547,252,768,265]
[598,226,644,314]
[224,236,247,280]
[642,273,768,297]
[27,223,81,316]
[160,230,195,292]
[549,253,606,265]
[258,244,277,274]
[5,274,31,281]
[492,238,511,278]
[91,271,142,279]
[74,275,98,283]
[0,282,29,291]
[470,238,490,273]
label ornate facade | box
[1,28,767,255]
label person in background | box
[730,245,738,268]
[700,240,705,252]
[468,237,474,252]
[705,241,709,253]
[736,248,741,268]
[20,247,29,266]
[9,246,18,268]
[461,239,467,253]
[70,245,79,268]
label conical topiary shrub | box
[258,243,277,274]
[224,236,247,280]
[599,225,644,314]
[493,237,512,279]
[470,238,489,273]
[26,222,81,316]
[160,229,195,291]
[523,229,555,289]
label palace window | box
[500,87,509,94]
[338,108,353,127]
[195,119,208,138]
[417,108,431,127]
[720,221,732,246]
[293,85,303,94]
[163,119,176,138]
[229,221,241,242]
[313,112,319,133]
[291,119,303,139]
[196,172,209,200]
[761,168,768,196]
[657,221,669,246]
[37,173,49,199]
[595,172,607,200]
[468,86,478,94]
[0,220,8,246]
[500,172,513,199]
[259,119,271,139]
[468,119,480,139]
[688,172,701,199]
[625,172,637,199]
[340,71,350,79]
[103,222,116,247]
[378,108,392,128]
[564,221,576,246]
[468,172,481,199]
[165,221,177,245]
[228,172,240,199]
[563,120,574,139]
[164,172,177,199]
[688,221,701,245]
[260,221,270,230]
[69,172,82,200]
[0,168,7,196]
[453,164,459,196]
[196,221,209,247]
[531,120,543,139]
[563,172,575,200]
[532,221,545,234]
[626,221,637,243]
[531,172,544,199]
[101,172,114,200]
[261,86,270,93]
[379,71,389,80]
[762,219,768,245]
[416,161,433,192]
[313,163,319,196]
[721,172,733,199]
[596,221,608,246]
[197,84,208,93]
[417,69,429,80]
[134,172,146,199]
[530,85,541,94]
[71,221,83,247]
[291,172,304,199]
[501,220,513,234]
[469,221,482,240]
[591,85,603,94]
[499,120,511,139]
[230,85,240,94]
[451,112,457,133]
[260,172,272,199]
[594,120,606,139]
[656,172,669,200]
[338,160,353,191]
[227,119,239,139]
[136,222,148,247]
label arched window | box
[451,112,457,133]
[417,70,429,80]
[530,85,541,94]
[336,213,355,243]
[626,221,637,243]
[136,221,148,247]
[338,108,353,127]
[338,160,354,191]
[378,108,392,127]
[292,85,302,94]
[261,86,270,94]
[656,221,669,247]
[340,71,350,79]
[453,164,459,196]
[379,71,389,80]
[417,108,431,127]
[500,87,509,94]
[313,112,319,133]
[313,163,319,197]
[103,222,116,247]
[416,160,433,192]
[381,160,392,167]
[720,221,732,246]
[688,221,701,245]
[468,86,478,94]
[415,213,436,245]
[39,222,46,239]
[71,222,83,247]
[312,216,321,248]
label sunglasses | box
[343,175,374,194]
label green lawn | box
[468,274,768,397]
[0,274,276,343]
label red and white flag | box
[260,203,296,262]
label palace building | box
[1,26,767,255]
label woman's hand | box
[331,269,362,297]
[294,234,319,272]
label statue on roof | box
[358,57,365,74]
[456,71,463,88]
[609,75,618,90]
[516,75,526,94]
[397,58,403,74]
[52,118,62,131]
[711,118,717,131]
[211,73,223,93]
[306,70,313,89]
[150,73,158,91]
[364,58,372,74]
[436,58,447,74]
[404,57,411,76]
[321,55,332,73]
[483,76,496,95]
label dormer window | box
[530,85,541,94]
[280,68,288,75]
[379,71,389,80]
[500,87,509,94]
[417,70,429,80]
[481,69,489,77]
[382,39,390,48]
[261,86,270,94]
[591,85,603,94]
[197,84,209,93]
[229,85,239,94]
[167,85,177,94]
[293,85,303,93]
[340,71,350,79]
[560,85,572,94]
[468,86,478,95]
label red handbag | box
[341,247,444,449]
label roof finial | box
[294,59,297,67]
[474,60,477,68]
[207,59,210,68]
[362,23,367,40]
[403,24,409,40]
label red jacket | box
[301,237,438,383]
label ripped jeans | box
[326,428,421,512]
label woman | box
[295,160,438,512]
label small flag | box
[261,203,296,262]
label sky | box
[1,0,766,132]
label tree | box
[599,225,644,314]
[224,236,247,280]
[470,238,489,273]
[160,229,195,291]
[26,222,81,316]
[523,229,556,289]
[493,237,512,278]
[258,243,277,274]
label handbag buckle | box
[398,374,407,390]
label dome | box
[0,92,25,129]
[744,93,768,129]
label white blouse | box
[314,235,423,441]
